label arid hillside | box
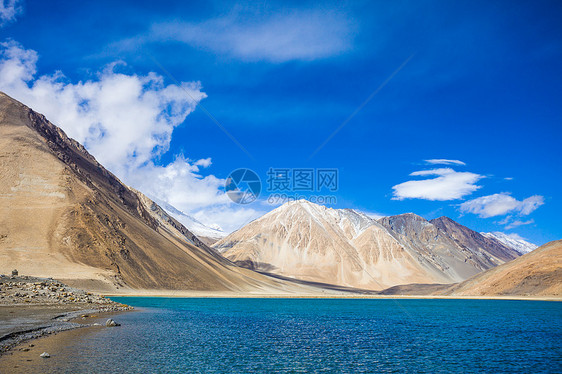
[446,240,562,297]
[214,201,522,290]
[0,92,320,294]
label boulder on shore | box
[105,318,121,327]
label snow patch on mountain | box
[149,196,226,240]
[481,232,537,254]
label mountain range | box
[213,200,526,290]
[0,91,558,297]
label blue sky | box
[1,0,561,244]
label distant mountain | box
[0,92,308,294]
[481,232,537,254]
[379,214,518,279]
[430,216,521,261]
[215,201,419,290]
[148,196,227,245]
[214,200,521,290]
[446,240,561,297]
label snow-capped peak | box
[261,200,377,238]
[481,232,538,254]
[148,196,226,240]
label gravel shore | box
[0,274,133,355]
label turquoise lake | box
[44,298,562,373]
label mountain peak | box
[430,216,521,261]
[432,216,455,223]
[390,212,427,221]
[377,213,430,232]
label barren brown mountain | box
[214,202,522,290]
[0,92,320,294]
[430,216,520,261]
[446,240,562,297]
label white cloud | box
[518,195,544,215]
[497,215,512,225]
[0,41,206,174]
[0,0,21,26]
[424,159,466,166]
[194,158,212,168]
[128,156,228,213]
[505,219,534,230]
[460,193,544,218]
[120,9,354,63]
[392,168,483,201]
[0,40,248,233]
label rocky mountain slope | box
[0,92,322,294]
[214,201,522,290]
[446,240,561,297]
[481,232,537,254]
[379,214,504,280]
[429,216,521,261]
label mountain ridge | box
[446,240,561,297]
[214,200,523,290]
[0,91,326,294]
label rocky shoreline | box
[0,274,133,355]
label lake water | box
[36,298,562,373]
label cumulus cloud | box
[0,0,21,26]
[128,156,228,213]
[424,159,466,166]
[0,40,248,233]
[119,9,354,63]
[392,168,483,201]
[0,40,206,174]
[459,193,544,218]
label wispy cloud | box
[119,9,355,63]
[460,193,544,218]
[392,167,483,201]
[505,219,535,230]
[424,159,466,166]
[0,0,21,27]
